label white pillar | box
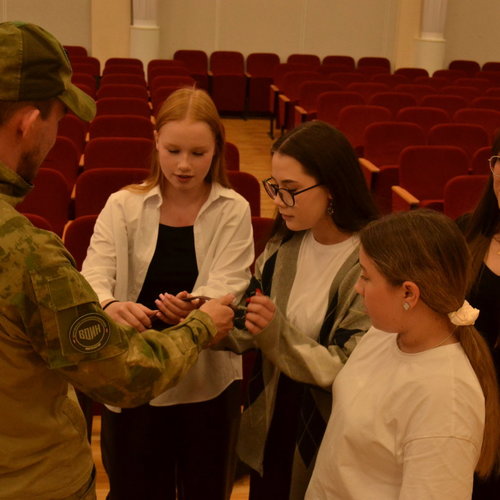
[414,0,448,74]
[130,0,160,66]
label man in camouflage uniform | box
[0,22,235,500]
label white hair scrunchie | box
[448,300,480,326]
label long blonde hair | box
[360,209,500,477]
[130,87,229,192]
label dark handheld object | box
[181,295,248,329]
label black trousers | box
[249,374,303,500]
[101,381,241,500]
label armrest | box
[294,105,316,127]
[358,158,380,190]
[391,185,420,211]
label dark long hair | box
[464,133,500,280]
[270,121,378,236]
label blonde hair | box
[130,87,229,193]
[360,209,500,477]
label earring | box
[403,302,410,311]
[327,199,334,216]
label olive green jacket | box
[0,161,216,499]
[223,231,371,500]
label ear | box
[17,107,41,139]
[402,281,420,309]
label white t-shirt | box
[287,231,358,339]
[306,327,485,500]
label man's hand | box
[200,294,235,344]
[102,300,158,332]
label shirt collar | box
[0,161,33,207]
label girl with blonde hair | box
[82,88,254,499]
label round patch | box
[69,313,111,353]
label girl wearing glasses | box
[227,120,378,500]
[306,210,499,499]
[81,88,253,500]
[457,134,500,500]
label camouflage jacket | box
[0,161,217,498]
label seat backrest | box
[251,216,274,264]
[482,62,500,72]
[393,83,435,103]
[210,51,245,74]
[279,71,324,100]
[337,104,392,150]
[151,86,189,116]
[58,113,88,155]
[272,63,313,87]
[471,96,500,111]
[448,59,481,76]
[16,168,71,236]
[440,85,480,103]
[432,69,466,82]
[226,171,260,216]
[148,65,191,85]
[74,168,149,217]
[357,57,391,71]
[420,94,468,118]
[322,55,355,70]
[427,123,489,158]
[346,82,390,101]
[393,67,429,80]
[246,53,280,77]
[363,121,426,166]
[453,108,500,141]
[147,59,188,82]
[316,91,365,126]
[64,45,88,58]
[71,56,101,76]
[83,137,153,170]
[102,64,144,77]
[368,91,417,116]
[371,73,410,88]
[174,50,208,73]
[63,215,98,270]
[297,81,343,109]
[443,175,489,220]
[413,75,449,90]
[22,213,54,232]
[96,97,152,118]
[149,75,195,93]
[225,142,240,171]
[454,77,492,92]
[470,146,493,175]
[100,74,147,88]
[287,54,321,67]
[396,106,450,134]
[105,57,143,69]
[474,71,500,86]
[40,136,81,190]
[88,115,154,140]
[398,145,470,200]
[96,84,149,100]
[328,71,367,87]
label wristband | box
[102,300,119,310]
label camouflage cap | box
[0,21,96,121]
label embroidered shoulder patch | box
[69,313,111,353]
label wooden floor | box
[92,116,275,499]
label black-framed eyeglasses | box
[262,177,322,207]
[488,156,500,177]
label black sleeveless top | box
[136,224,198,328]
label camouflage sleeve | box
[22,233,215,408]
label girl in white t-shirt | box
[298,209,500,500]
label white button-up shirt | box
[81,182,254,405]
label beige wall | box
[3,0,500,69]
[0,0,91,49]
[90,0,130,64]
